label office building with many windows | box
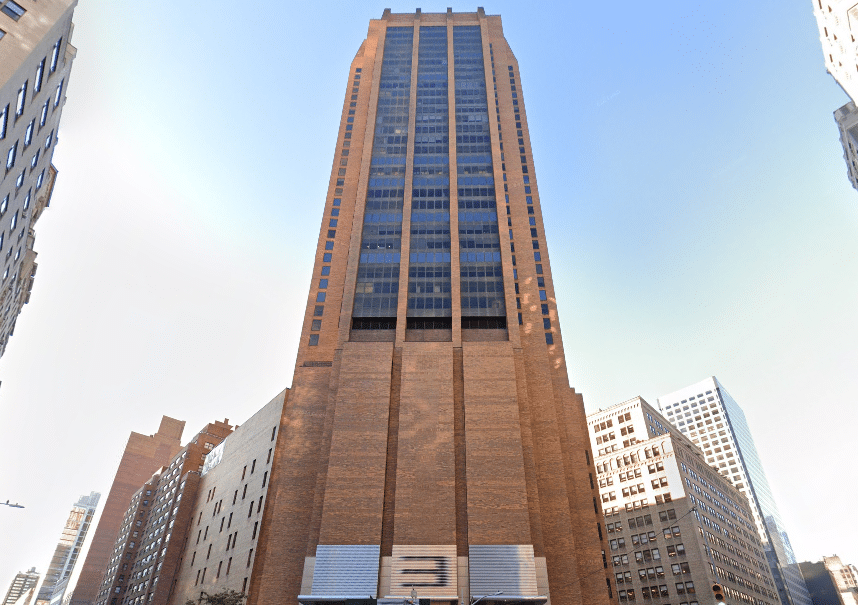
[249,9,610,605]
[658,377,812,605]
[0,0,78,357]
[588,397,779,605]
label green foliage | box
[185,590,246,605]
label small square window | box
[325,241,334,250]
[541,304,549,315]
[329,219,338,227]
[318,279,328,289]
[323,253,332,262]
[311,320,322,331]
[308,334,319,346]
[316,292,326,302]
[545,333,554,345]
[535,263,543,274]
[543,318,551,330]
[539,290,547,301]
[321,266,330,276]
[331,208,340,216]
[2,2,26,23]
[327,230,336,238]
[333,198,341,206]
[313,305,324,317]
[534,252,541,261]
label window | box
[54,79,64,107]
[45,130,53,149]
[1,195,7,215]
[1,1,25,21]
[36,168,44,189]
[15,81,27,116]
[308,334,319,346]
[6,142,16,169]
[34,59,45,93]
[50,38,62,72]
[0,105,7,139]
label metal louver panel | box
[468,545,538,597]
[311,544,381,596]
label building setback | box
[36,492,101,605]
[70,418,186,605]
[588,397,779,605]
[167,391,286,605]
[0,0,78,358]
[92,420,233,605]
[249,9,609,605]
[658,378,812,605]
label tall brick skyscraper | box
[250,10,609,605]
[70,417,184,605]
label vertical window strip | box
[352,26,414,322]
[407,26,452,318]
[453,26,505,318]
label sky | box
[1,0,856,594]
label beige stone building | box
[588,397,779,605]
[0,0,78,357]
[166,391,286,605]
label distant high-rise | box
[3,569,40,605]
[587,397,779,605]
[249,9,609,605]
[69,418,185,605]
[37,492,101,605]
[658,377,812,605]
[0,0,78,357]
[799,556,858,605]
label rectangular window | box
[15,81,27,116]
[0,105,7,139]
[24,120,34,146]
[1,1,26,21]
[54,79,64,107]
[246,549,253,567]
[34,59,45,93]
[50,38,62,72]
[6,142,16,169]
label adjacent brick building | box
[588,397,779,605]
[70,418,186,605]
[93,420,232,605]
[250,9,610,605]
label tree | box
[186,590,247,605]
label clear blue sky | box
[1,0,856,591]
